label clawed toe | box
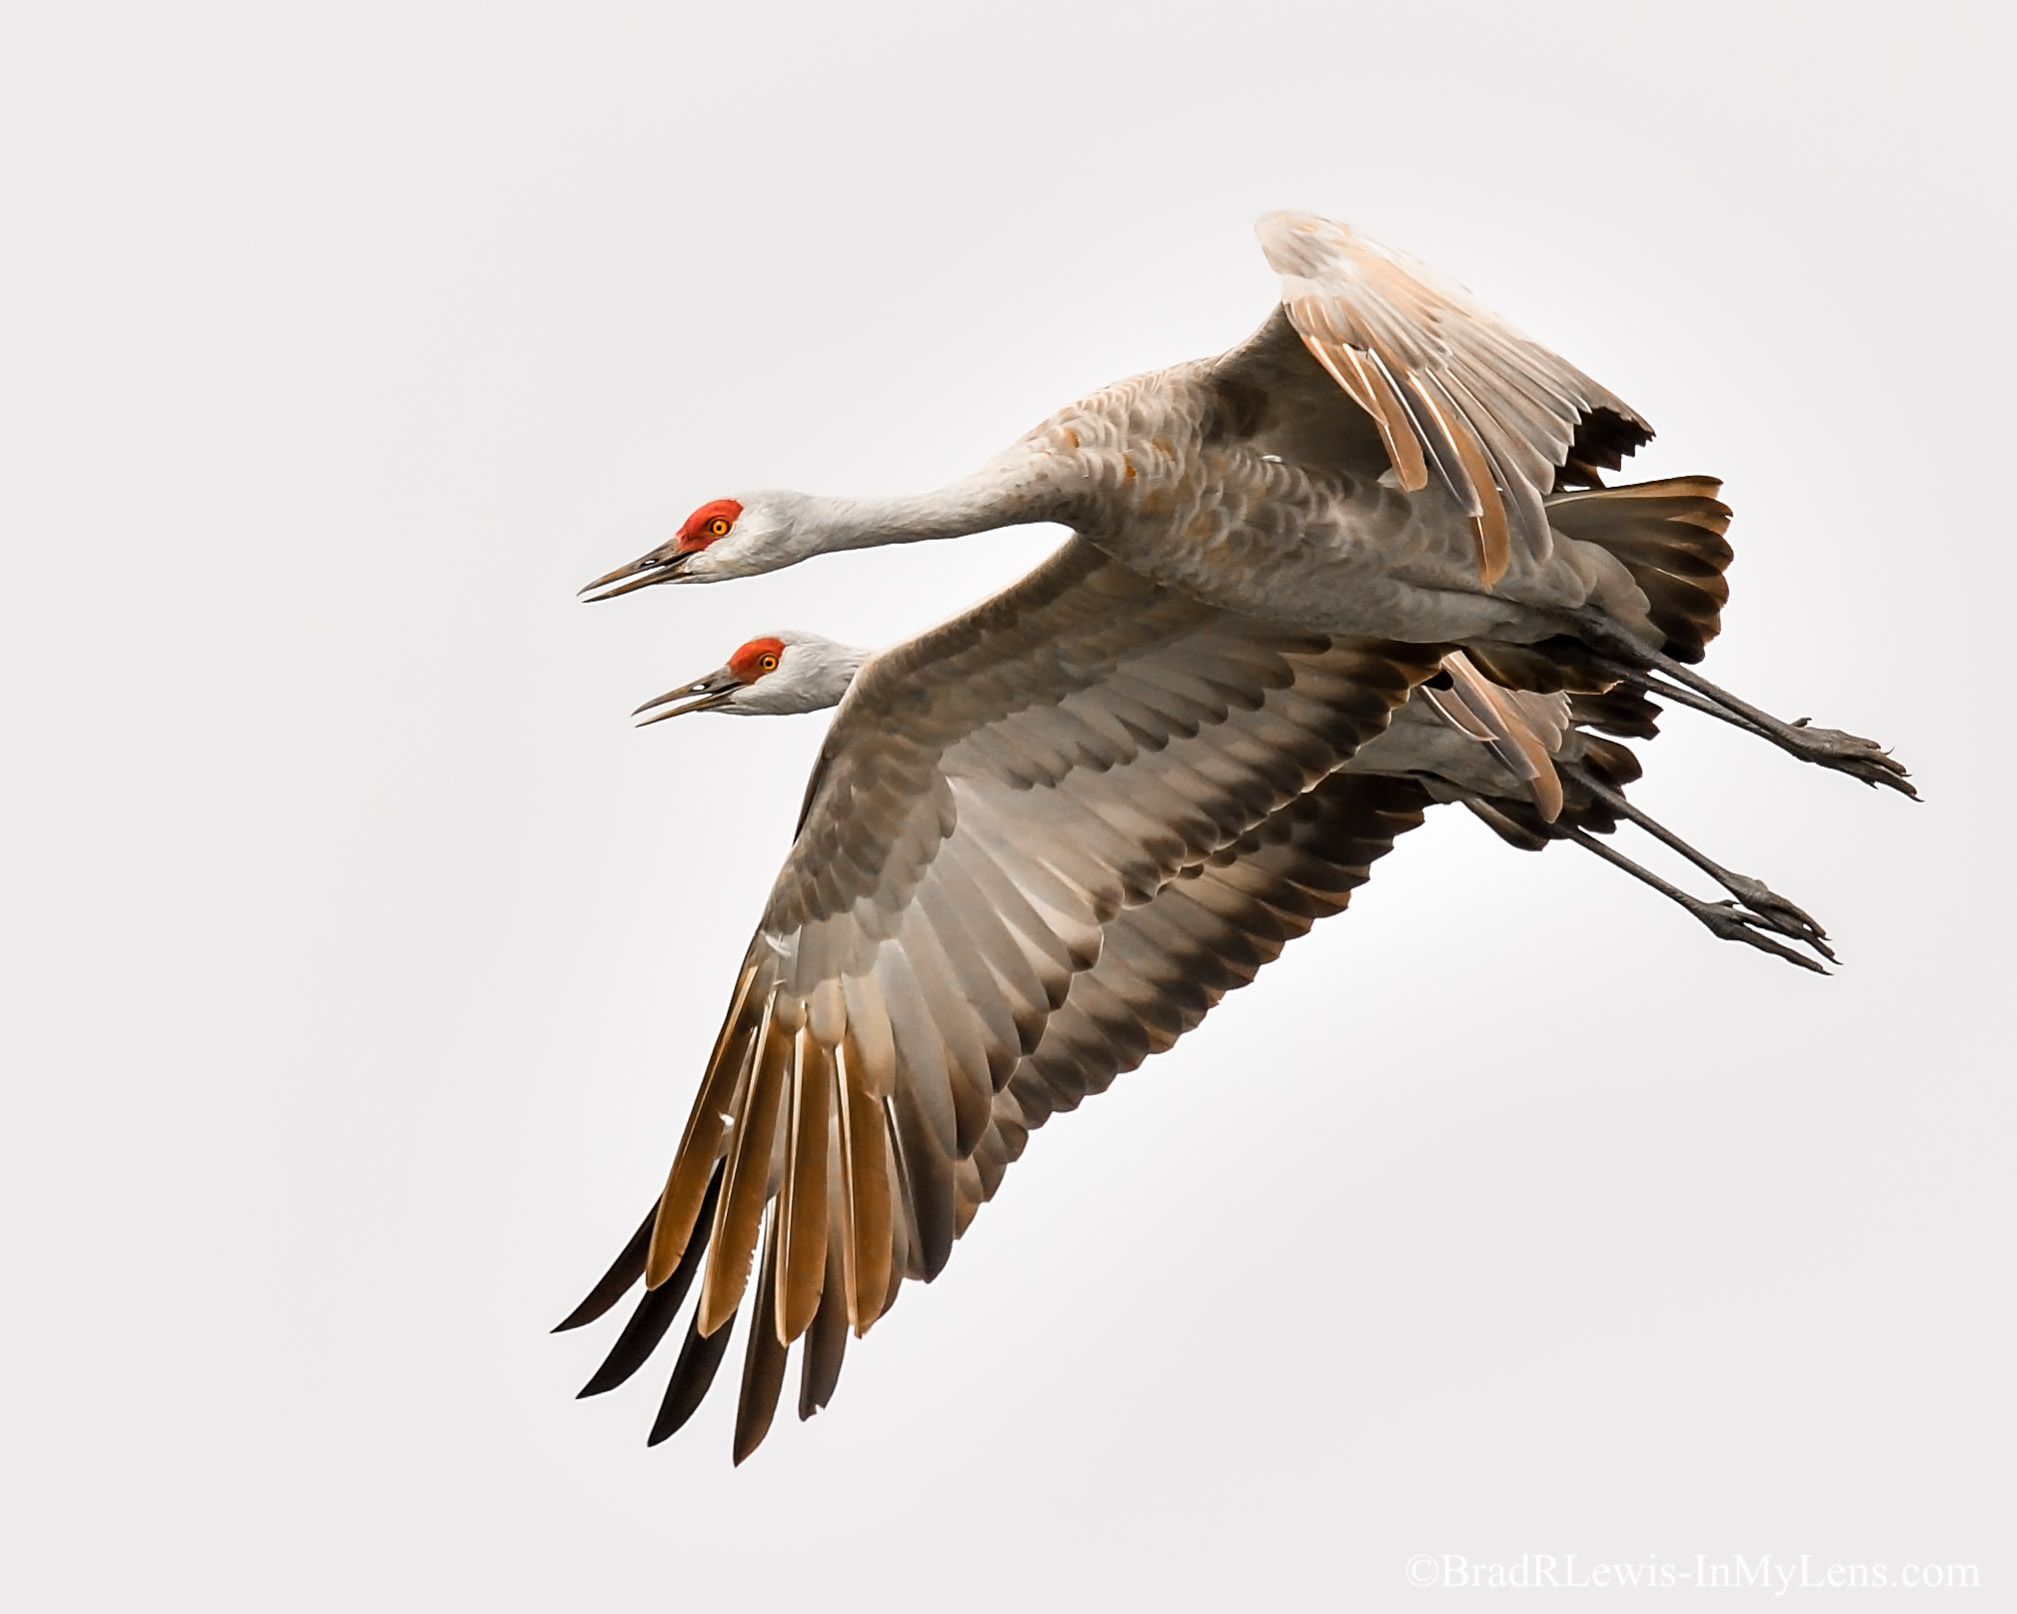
[1783,722,1918,797]
[1690,899,1832,974]
[1606,651,1918,801]
[1717,873,1834,958]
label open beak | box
[632,666,743,726]
[579,546,691,602]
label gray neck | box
[803,450,1072,554]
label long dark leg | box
[1559,761,1833,958]
[1562,827,1831,974]
[1570,610,1916,798]
[1616,671,1775,742]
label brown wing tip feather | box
[552,1200,657,1333]
[646,1305,737,1447]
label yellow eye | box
[707,517,732,538]
[759,653,778,672]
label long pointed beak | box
[579,546,690,603]
[633,667,742,726]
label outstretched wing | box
[1235,211,1652,586]
[562,538,1441,1459]
[562,768,1437,1460]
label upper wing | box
[1232,212,1652,586]
[562,538,1441,1459]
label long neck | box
[802,448,1073,555]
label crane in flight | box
[564,213,1911,1460]
[634,628,1831,973]
[582,213,1911,797]
[559,555,1827,1463]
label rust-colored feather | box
[1300,327,1428,491]
[1408,374,1509,585]
[647,958,761,1286]
[1350,347,1432,492]
[836,1035,893,1334]
[1438,653,1566,822]
[698,1000,789,1335]
[776,1030,833,1344]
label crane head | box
[579,494,812,600]
[630,632,870,724]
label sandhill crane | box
[582,213,1911,797]
[559,558,1831,1463]
[635,631,1831,972]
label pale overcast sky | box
[2,2,2009,1608]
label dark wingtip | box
[576,1312,671,1399]
[647,1306,737,1447]
[797,1269,849,1421]
[730,1227,788,1464]
[552,1200,660,1333]
[554,1298,616,1336]
[574,1176,725,1399]
[731,1408,770,1467]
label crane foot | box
[1568,611,1919,800]
[1775,719,1916,796]
[1715,871,1834,958]
[1686,897,1832,974]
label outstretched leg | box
[1570,610,1916,798]
[1559,760,1833,958]
[1561,827,1831,974]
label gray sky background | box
[2,3,2010,1608]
